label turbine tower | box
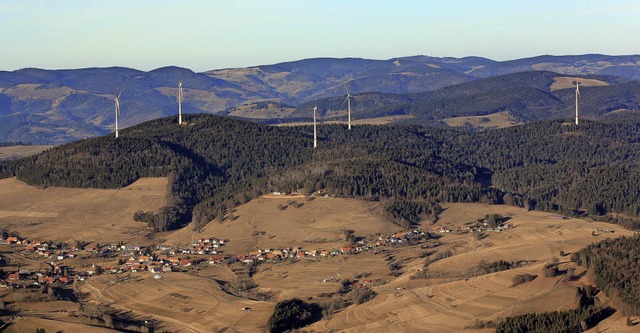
[575,80,581,125]
[313,105,318,149]
[178,80,184,125]
[344,88,352,130]
[114,91,121,139]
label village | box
[0,212,518,290]
[0,229,434,289]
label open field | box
[82,272,273,333]
[0,177,167,244]
[443,111,520,129]
[1,179,639,332]
[550,76,609,91]
[0,145,54,160]
[155,87,233,112]
[161,195,397,252]
[4,316,117,333]
[226,103,296,119]
[275,115,414,127]
[309,203,637,332]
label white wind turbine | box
[575,80,581,125]
[114,91,122,139]
[313,105,318,149]
[178,80,184,125]
[343,87,352,130]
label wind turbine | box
[313,105,318,149]
[114,91,122,139]
[178,80,184,125]
[575,80,581,125]
[343,88,352,130]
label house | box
[393,232,407,239]
[209,255,225,265]
[7,272,20,280]
[237,255,253,264]
[148,265,163,273]
[341,246,353,253]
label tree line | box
[0,114,639,232]
[572,234,640,315]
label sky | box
[1,0,638,72]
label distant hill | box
[278,71,638,129]
[1,114,639,232]
[1,54,639,144]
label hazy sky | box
[1,0,638,72]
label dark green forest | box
[496,305,613,333]
[1,114,640,232]
[572,234,640,315]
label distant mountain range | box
[1,54,639,144]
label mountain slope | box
[1,115,640,233]
[1,54,640,144]
[279,71,637,127]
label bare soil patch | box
[550,77,609,91]
[276,115,414,127]
[443,111,520,129]
[0,177,167,244]
[0,146,54,160]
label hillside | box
[1,54,640,144]
[280,71,638,129]
[2,191,636,331]
[1,114,639,234]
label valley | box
[1,178,637,332]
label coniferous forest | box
[572,234,640,316]
[1,114,640,232]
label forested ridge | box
[572,234,640,315]
[285,71,639,126]
[1,114,640,232]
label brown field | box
[443,111,520,129]
[308,203,637,332]
[82,272,273,333]
[226,103,297,119]
[1,179,639,332]
[276,115,414,127]
[155,87,234,112]
[4,317,116,333]
[0,145,54,160]
[550,76,609,91]
[161,195,397,252]
[0,177,167,244]
[0,84,74,100]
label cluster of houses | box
[1,230,433,287]
[1,260,75,289]
[429,221,512,234]
[99,237,228,274]
[229,230,430,265]
[0,235,230,287]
